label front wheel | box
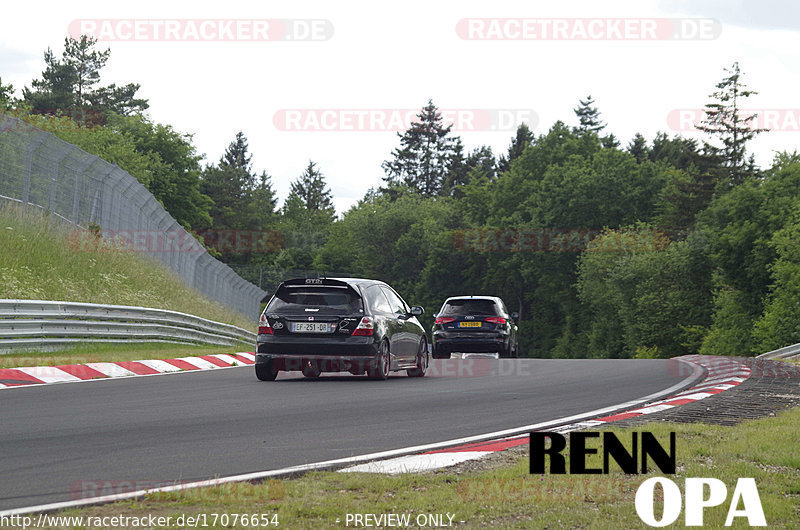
[407,338,428,377]
[255,361,278,381]
[368,341,391,380]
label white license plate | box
[291,322,333,333]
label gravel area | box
[613,357,800,427]
[434,357,800,474]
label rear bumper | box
[255,335,379,370]
[432,330,508,353]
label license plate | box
[291,322,333,333]
[459,321,482,328]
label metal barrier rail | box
[757,342,800,361]
[0,299,256,353]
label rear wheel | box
[407,338,428,377]
[255,361,278,381]
[368,341,391,380]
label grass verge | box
[40,406,800,528]
[0,342,251,369]
[0,203,253,329]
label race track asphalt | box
[0,358,692,511]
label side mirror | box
[511,312,519,321]
[432,312,438,318]
[410,306,424,316]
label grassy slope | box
[55,407,800,529]
[0,203,253,331]
[0,343,250,369]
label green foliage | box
[284,160,335,224]
[16,111,211,230]
[694,157,800,354]
[696,61,766,185]
[22,112,159,189]
[382,100,462,197]
[200,131,276,231]
[106,114,212,229]
[578,228,711,359]
[10,55,793,359]
[573,95,605,134]
[0,77,14,111]
[753,199,800,351]
[23,35,148,120]
[699,284,758,356]
[497,123,534,173]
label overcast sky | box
[2,0,799,214]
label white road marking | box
[83,363,136,378]
[15,367,82,383]
[136,359,183,373]
[340,452,489,474]
[174,357,219,370]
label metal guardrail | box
[757,342,800,361]
[0,299,256,353]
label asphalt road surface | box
[0,358,692,511]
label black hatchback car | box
[431,296,519,358]
[255,278,428,381]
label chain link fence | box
[0,114,265,318]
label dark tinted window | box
[268,287,362,314]
[441,299,498,315]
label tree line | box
[3,37,799,358]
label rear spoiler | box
[279,278,351,289]
[275,278,362,297]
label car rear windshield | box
[268,287,362,314]
[441,299,498,315]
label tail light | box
[258,313,273,335]
[485,316,506,324]
[435,317,455,325]
[352,316,374,336]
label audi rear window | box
[268,287,362,314]
[441,299,498,315]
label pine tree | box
[285,160,335,222]
[498,123,534,173]
[601,133,620,149]
[200,132,259,229]
[697,62,767,185]
[62,35,109,106]
[627,133,649,163]
[23,48,78,111]
[442,144,497,196]
[23,35,147,119]
[252,171,278,217]
[382,99,460,197]
[86,83,149,117]
[441,137,466,194]
[573,95,606,134]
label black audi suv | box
[255,278,428,381]
[431,296,519,359]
